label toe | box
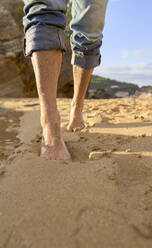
[66,122,85,132]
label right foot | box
[66,101,85,132]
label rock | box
[141,134,146,137]
[89,150,112,160]
[57,80,73,98]
[0,1,73,98]
[87,89,111,99]
[125,148,132,153]
[0,8,22,42]
[0,2,24,97]
[58,48,73,98]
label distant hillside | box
[88,75,152,98]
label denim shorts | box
[23,0,108,69]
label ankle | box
[41,110,62,145]
[71,99,83,112]
[43,136,61,147]
[42,126,61,146]
[41,109,60,126]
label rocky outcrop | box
[87,89,111,99]
[0,4,24,97]
[0,1,37,97]
[0,1,73,97]
[58,47,73,98]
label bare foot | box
[40,137,72,162]
[66,103,85,132]
[40,111,72,162]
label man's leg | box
[31,50,71,161]
[67,0,108,131]
[23,0,71,161]
[67,66,93,131]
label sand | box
[0,97,152,248]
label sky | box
[94,0,152,86]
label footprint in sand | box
[132,222,152,239]
[140,186,152,211]
[73,206,129,247]
[79,136,88,142]
[112,155,149,188]
[0,166,5,176]
[91,146,101,151]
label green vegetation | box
[141,86,152,93]
[89,75,140,97]
[15,5,24,26]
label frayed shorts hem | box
[71,52,101,69]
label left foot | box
[66,102,85,132]
[40,110,72,162]
[41,137,72,162]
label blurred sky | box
[94,0,152,86]
[23,0,152,86]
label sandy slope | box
[0,97,152,248]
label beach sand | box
[0,97,152,248]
